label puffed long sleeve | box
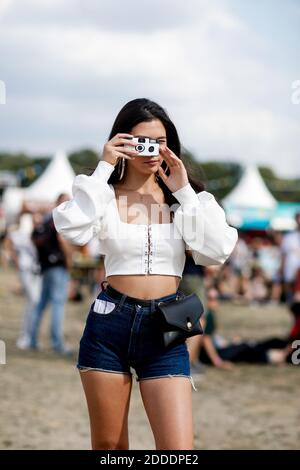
[52,159,115,245]
[172,183,238,266]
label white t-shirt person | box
[281,229,300,283]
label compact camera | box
[124,136,160,157]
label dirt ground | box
[0,267,299,450]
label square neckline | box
[109,184,174,227]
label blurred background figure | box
[199,284,300,367]
[29,193,73,354]
[259,231,283,304]
[3,212,42,349]
[229,233,251,276]
[248,266,269,305]
[266,267,300,364]
[198,288,235,370]
[280,212,300,304]
[216,263,240,302]
[180,250,207,375]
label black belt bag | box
[156,292,205,348]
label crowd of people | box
[203,223,300,306]
[1,201,300,373]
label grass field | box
[0,267,299,449]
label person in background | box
[29,193,74,354]
[85,236,107,298]
[199,288,234,369]
[179,250,207,375]
[266,267,300,364]
[4,212,43,349]
[234,271,252,305]
[199,285,300,366]
[229,233,251,276]
[281,212,300,303]
[265,231,283,304]
[250,236,264,264]
[248,266,269,304]
[216,264,239,302]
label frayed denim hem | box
[76,365,132,376]
[136,373,198,392]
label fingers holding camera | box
[113,137,136,148]
[110,133,135,145]
[158,147,189,192]
[157,165,168,182]
[106,147,137,165]
[160,146,181,167]
[103,133,138,165]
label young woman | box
[52,98,238,450]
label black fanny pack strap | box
[177,289,186,301]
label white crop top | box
[52,159,238,279]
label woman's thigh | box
[139,376,194,450]
[79,370,133,450]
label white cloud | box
[0,0,14,19]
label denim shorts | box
[76,282,198,391]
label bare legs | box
[139,376,194,449]
[79,371,132,450]
[80,372,194,450]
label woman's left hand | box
[158,146,189,193]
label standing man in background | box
[29,193,73,354]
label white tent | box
[23,149,76,202]
[223,164,277,209]
[2,150,76,220]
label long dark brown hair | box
[87,98,205,208]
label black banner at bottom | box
[0,450,299,466]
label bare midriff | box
[106,274,181,300]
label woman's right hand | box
[102,133,139,166]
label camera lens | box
[136,144,145,152]
[138,137,145,143]
[148,146,154,152]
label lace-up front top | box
[52,159,238,278]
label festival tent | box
[2,150,76,222]
[270,202,300,231]
[222,165,277,230]
[23,149,76,202]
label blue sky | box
[0,0,299,176]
